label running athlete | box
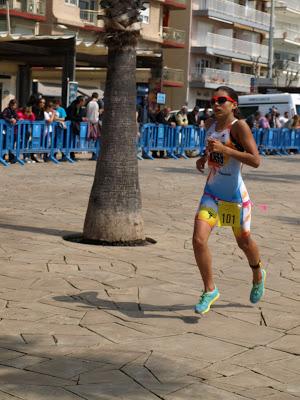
[193,86,266,314]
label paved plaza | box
[0,155,299,400]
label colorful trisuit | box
[197,119,251,236]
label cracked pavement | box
[0,155,299,399]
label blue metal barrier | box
[142,124,177,159]
[0,120,10,166]
[175,126,205,158]
[65,122,100,162]
[1,120,299,167]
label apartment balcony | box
[190,67,253,92]
[270,0,300,14]
[164,0,187,9]
[162,67,184,87]
[192,33,269,63]
[273,23,300,45]
[0,0,46,17]
[163,27,185,48]
[274,74,300,88]
[274,59,300,72]
[193,0,270,32]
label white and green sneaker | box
[195,287,220,314]
[250,269,266,304]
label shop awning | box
[37,81,103,99]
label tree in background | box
[83,0,146,244]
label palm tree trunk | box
[83,44,145,243]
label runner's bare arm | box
[208,120,260,168]
[196,118,215,172]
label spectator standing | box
[32,98,46,121]
[86,92,100,140]
[66,96,87,160]
[2,99,18,125]
[137,95,150,124]
[43,102,55,162]
[188,106,201,126]
[86,93,101,160]
[254,111,270,129]
[199,107,211,126]
[290,114,300,129]
[175,106,189,126]
[2,99,18,163]
[269,107,281,128]
[279,111,289,126]
[156,107,176,127]
[17,106,36,163]
[53,99,67,122]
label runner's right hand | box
[196,156,207,173]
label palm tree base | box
[63,234,156,247]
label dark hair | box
[76,96,85,103]
[8,99,17,107]
[215,86,243,119]
[91,92,99,99]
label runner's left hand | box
[207,139,226,153]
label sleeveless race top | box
[204,120,249,203]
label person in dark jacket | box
[188,106,201,126]
[66,96,87,160]
[2,99,18,124]
[32,98,46,121]
[2,99,18,162]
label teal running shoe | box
[195,287,220,314]
[250,269,266,304]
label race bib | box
[209,152,224,166]
[218,201,241,227]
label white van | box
[238,93,300,118]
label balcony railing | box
[163,26,186,46]
[190,67,253,91]
[274,0,300,12]
[274,60,300,72]
[192,33,269,62]
[0,0,46,15]
[165,0,186,6]
[162,67,184,83]
[80,9,98,24]
[274,23,300,43]
[193,0,270,31]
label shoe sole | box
[250,269,266,304]
[195,292,220,315]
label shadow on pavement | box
[0,222,77,237]
[53,291,251,322]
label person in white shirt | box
[279,111,289,127]
[86,92,100,141]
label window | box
[79,0,96,10]
[140,2,150,24]
[240,65,252,74]
[195,59,212,73]
[65,0,79,5]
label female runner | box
[193,86,265,314]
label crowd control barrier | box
[0,120,101,166]
[0,119,9,166]
[1,120,299,167]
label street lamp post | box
[267,0,275,79]
[6,0,11,34]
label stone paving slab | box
[0,155,299,399]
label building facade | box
[266,0,300,91]
[165,0,272,108]
[0,0,186,109]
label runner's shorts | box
[196,193,251,237]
